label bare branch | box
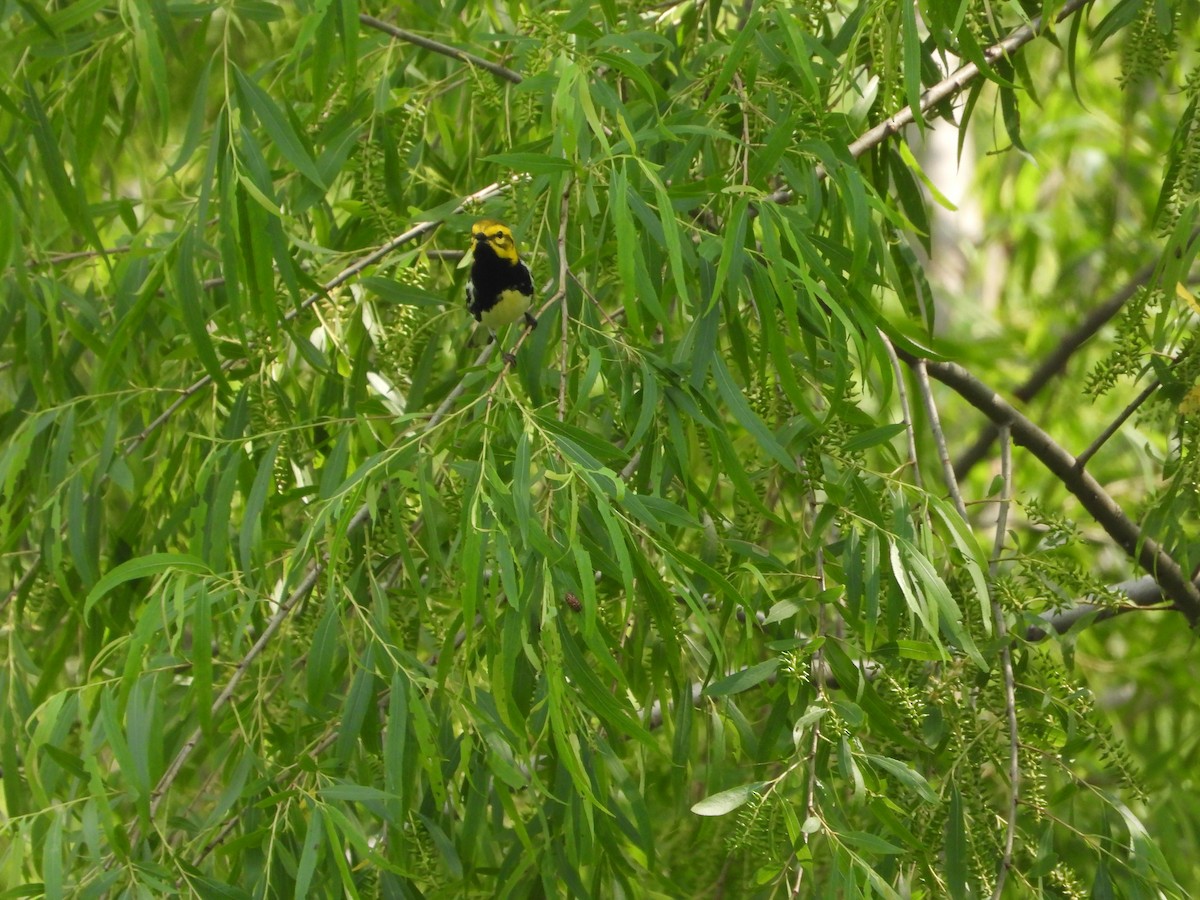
[912,359,968,520]
[359,14,522,84]
[148,565,320,820]
[880,332,922,488]
[1074,377,1160,470]
[1025,575,1173,640]
[897,351,1200,621]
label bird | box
[466,219,537,360]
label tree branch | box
[954,257,1159,477]
[896,351,1200,621]
[1073,377,1160,470]
[359,14,523,84]
[769,0,1093,198]
[1025,575,1172,641]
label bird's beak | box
[474,232,488,244]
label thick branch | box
[897,352,1200,621]
[1025,575,1172,640]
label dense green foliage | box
[2,0,1199,895]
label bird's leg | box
[523,312,538,329]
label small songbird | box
[466,219,538,342]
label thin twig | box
[881,333,921,486]
[1073,378,1159,471]
[989,427,1020,900]
[555,184,573,421]
[359,14,522,84]
[912,360,968,520]
[146,564,321,823]
[146,306,519,841]
[896,350,1200,621]
[427,343,497,430]
[802,460,828,875]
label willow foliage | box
[2,0,1198,896]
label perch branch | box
[127,180,508,449]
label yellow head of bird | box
[471,219,520,264]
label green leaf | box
[841,830,904,855]
[842,423,908,453]
[691,782,766,816]
[864,754,937,803]
[234,65,327,190]
[25,81,107,257]
[482,152,574,174]
[711,357,797,471]
[84,554,211,617]
[294,804,324,899]
[703,660,781,697]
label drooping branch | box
[896,351,1200,622]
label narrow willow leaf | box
[170,56,214,173]
[233,65,326,190]
[84,554,211,616]
[294,803,325,899]
[703,660,781,698]
[900,0,924,130]
[899,539,987,670]
[335,645,375,762]
[712,357,797,471]
[25,81,106,256]
[483,152,575,173]
[635,158,688,308]
[691,782,766,816]
[842,423,908,453]
[889,540,942,653]
[307,600,340,707]
[865,754,937,803]
[841,830,904,855]
[385,670,410,821]
[239,438,280,573]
